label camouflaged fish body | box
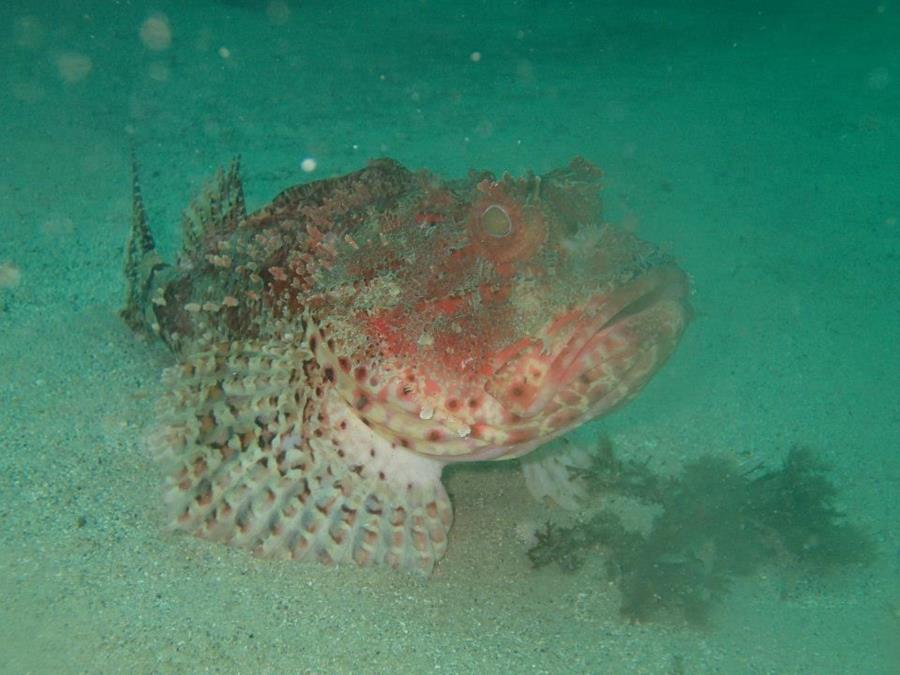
[123,156,690,573]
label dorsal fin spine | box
[122,149,168,333]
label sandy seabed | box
[1,1,898,672]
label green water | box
[1,1,898,672]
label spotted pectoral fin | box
[151,340,452,574]
[520,433,598,510]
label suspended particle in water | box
[0,262,22,289]
[56,52,92,84]
[148,61,170,82]
[866,67,891,91]
[14,15,45,49]
[140,14,172,51]
[267,1,291,25]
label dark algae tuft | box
[746,447,875,570]
[527,441,875,625]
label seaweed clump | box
[527,441,874,625]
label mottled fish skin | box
[123,157,690,573]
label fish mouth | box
[486,264,691,425]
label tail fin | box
[121,150,167,333]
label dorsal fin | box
[128,149,155,255]
[122,149,167,333]
[179,156,246,263]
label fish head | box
[304,158,690,461]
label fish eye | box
[480,204,512,237]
